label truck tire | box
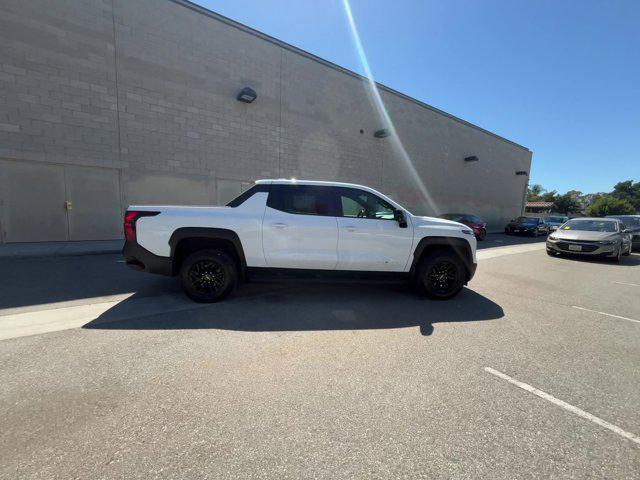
[418,250,465,300]
[179,249,237,302]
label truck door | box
[262,185,338,269]
[334,187,414,272]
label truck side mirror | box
[394,210,407,228]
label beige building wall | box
[0,0,531,243]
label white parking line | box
[484,367,640,446]
[613,281,640,287]
[571,305,640,325]
[477,242,546,260]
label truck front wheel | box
[418,250,465,300]
[179,249,237,302]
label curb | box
[0,241,124,260]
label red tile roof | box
[526,201,554,208]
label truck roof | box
[255,179,373,189]
[255,179,407,211]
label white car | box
[123,180,477,302]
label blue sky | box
[195,0,639,194]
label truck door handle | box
[270,222,288,229]
[344,225,356,232]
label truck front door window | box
[338,188,395,220]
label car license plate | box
[514,229,520,233]
[568,244,582,251]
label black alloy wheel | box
[428,260,458,294]
[189,259,226,295]
[180,249,237,302]
[419,251,465,300]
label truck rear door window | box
[266,185,333,216]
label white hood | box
[412,215,467,229]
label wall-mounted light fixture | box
[236,87,257,103]
[374,129,390,138]
[515,170,528,176]
[464,156,479,162]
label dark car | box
[546,215,569,232]
[440,213,487,240]
[606,215,640,251]
[504,216,550,237]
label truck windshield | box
[226,184,269,207]
[562,219,618,232]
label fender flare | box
[169,227,247,274]
[410,236,475,280]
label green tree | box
[611,180,640,210]
[581,192,603,210]
[527,184,545,202]
[553,191,582,214]
[540,190,558,202]
[586,195,635,216]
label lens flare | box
[341,0,439,215]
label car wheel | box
[623,244,631,256]
[612,246,622,263]
[179,249,238,302]
[418,250,465,300]
[477,229,487,241]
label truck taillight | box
[124,211,159,242]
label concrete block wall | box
[0,0,531,240]
[0,0,120,168]
[113,0,284,206]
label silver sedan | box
[546,218,633,262]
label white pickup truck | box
[123,179,477,302]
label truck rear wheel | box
[418,250,465,300]
[179,249,237,302]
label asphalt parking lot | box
[1,234,638,479]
